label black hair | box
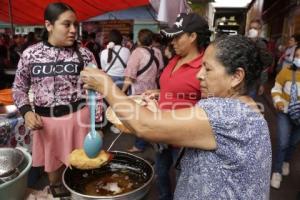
[292,34,300,44]
[125,32,133,40]
[26,32,36,43]
[165,42,176,59]
[192,16,211,50]
[81,30,88,41]
[42,2,75,41]
[42,2,82,64]
[88,32,96,40]
[21,32,37,52]
[153,33,162,44]
[194,31,211,51]
[212,35,265,94]
[107,29,123,63]
[138,29,153,46]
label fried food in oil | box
[69,149,111,170]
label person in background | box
[122,29,164,152]
[143,13,210,200]
[0,67,13,105]
[21,32,37,52]
[247,19,273,98]
[100,29,130,133]
[152,33,164,51]
[162,42,176,67]
[81,34,271,200]
[9,35,23,68]
[122,32,134,51]
[12,2,97,192]
[278,34,300,69]
[0,34,8,68]
[163,42,176,61]
[270,46,300,189]
[83,32,101,67]
[0,34,13,104]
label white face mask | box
[293,58,300,68]
[248,28,258,38]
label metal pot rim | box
[0,148,24,177]
[62,150,154,199]
[0,148,32,188]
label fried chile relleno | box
[69,149,112,170]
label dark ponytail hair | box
[193,16,211,50]
[195,29,211,50]
[42,2,75,41]
[107,29,123,63]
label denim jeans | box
[273,112,300,173]
[134,138,148,150]
[110,75,124,89]
[155,148,180,200]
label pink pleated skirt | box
[32,106,90,172]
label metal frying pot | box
[63,151,154,200]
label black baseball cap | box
[161,13,209,38]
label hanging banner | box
[83,20,133,35]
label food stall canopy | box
[0,0,149,25]
[86,5,156,21]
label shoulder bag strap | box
[112,47,127,68]
[152,49,159,70]
[137,47,158,77]
[290,70,298,104]
[104,47,122,73]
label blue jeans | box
[110,75,124,89]
[155,148,180,200]
[134,138,148,151]
[273,112,300,173]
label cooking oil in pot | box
[84,170,144,196]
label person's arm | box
[122,76,133,93]
[271,68,287,111]
[12,51,43,130]
[81,67,216,150]
[122,49,140,93]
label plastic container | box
[0,148,32,200]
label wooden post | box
[8,0,14,36]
